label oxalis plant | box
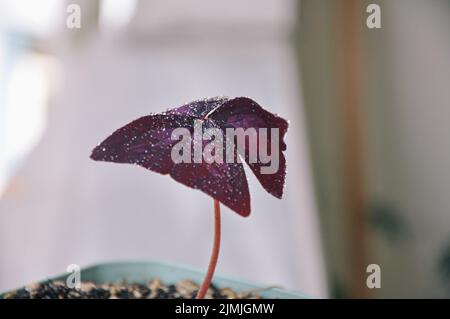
[90,97,288,299]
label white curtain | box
[0,0,327,297]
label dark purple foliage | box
[90,97,288,217]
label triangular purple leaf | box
[91,97,288,217]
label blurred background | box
[0,0,449,298]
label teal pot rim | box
[3,260,309,299]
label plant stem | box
[196,199,221,299]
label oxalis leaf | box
[90,97,288,217]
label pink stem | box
[196,199,221,299]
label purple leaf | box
[91,97,288,217]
